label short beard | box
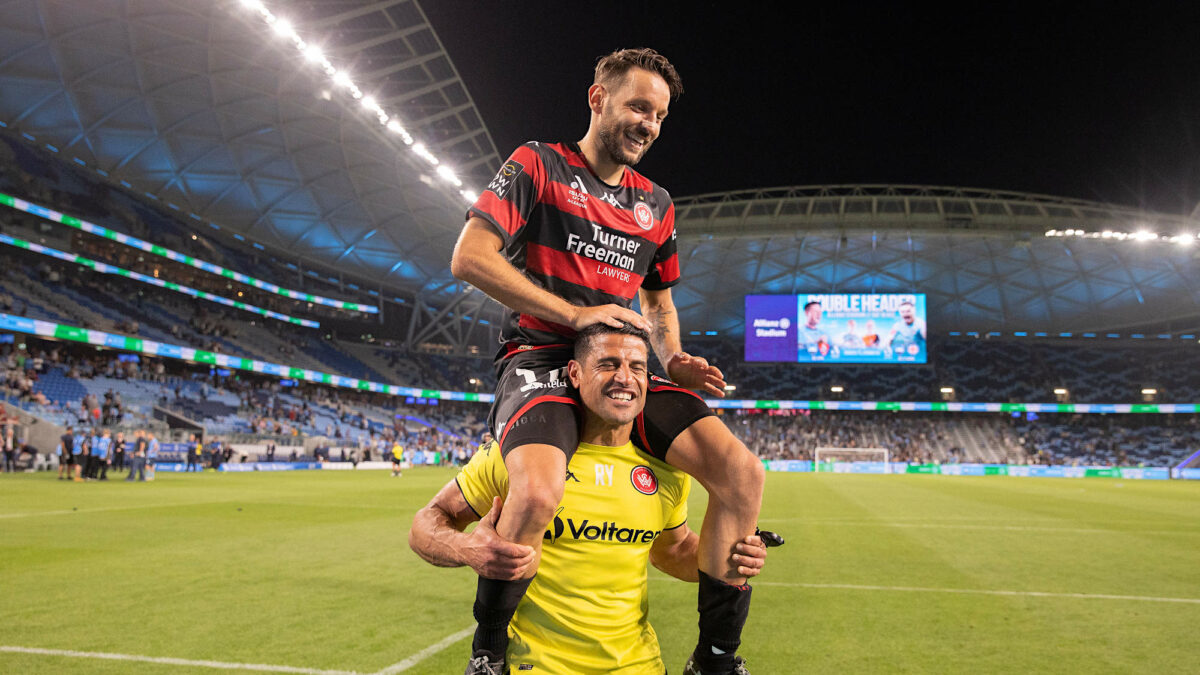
[597,121,645,167]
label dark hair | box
[595,48,683,99]
[574,321,652,361]
[804,301,822,311]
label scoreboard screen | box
[745,293,928,364]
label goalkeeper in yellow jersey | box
[410,323,770,674]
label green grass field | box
[1,469,1197,674]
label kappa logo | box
[600,191,620,208]
[631,465,658,495]
[486,160,524,198]
[633,202,654,230]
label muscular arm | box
[408,478,536,579]
[638,287,683,365]
[650,526,766,583]
[639,287,726,397]
[451,218,649,332]
[649,523,700,581]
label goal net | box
[814,447,889,471]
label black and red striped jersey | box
[468,141,680,350]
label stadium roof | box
[0,1,1197,345]
[0,0,495,300]
[671,186,1200,336]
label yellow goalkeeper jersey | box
[456,440,689,674]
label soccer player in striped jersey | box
[449,48,765,675]
[411,323,766,674]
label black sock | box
[471,575,534,657]
[692,570,752,673]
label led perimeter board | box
[745,293,928,364]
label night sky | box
[422,3,1200,215]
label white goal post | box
[814,447,890,464]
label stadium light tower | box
[1141,387,1158,402]
[1053,387,1070,402]
[939,386,955,401]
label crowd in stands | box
[0,334,486,467]
[1012,414,1200,467]
[0,132,377,325]
[684,338,1200,404]
[722,407,1198,468]
[0,327,1195,472]
[722,410,982,464]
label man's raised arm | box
[638,287,726,397]
[451,218,649,333]
[409,478,537,580]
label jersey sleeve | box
[662,472,691,530]
[467,143,546,245]
[641,201,680,291]
[454,443,510,518]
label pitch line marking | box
[0,500,231,520]
[373,626,474,674]
[0,646,360,674]
[755,518,1199,536]
[748,582,1200,604]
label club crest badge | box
[630,465,658,495]
[633,202,654,230]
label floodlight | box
[271,19,295,39]
[302,45,324,63]
[413,143,439,165]
[437,165,462,186]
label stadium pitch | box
[0,469,1196,673]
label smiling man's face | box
[594,67,671,167]
[569,333,649,428]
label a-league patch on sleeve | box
[486,159,525,199]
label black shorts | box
[391,456,401,465]
[488,345,714,462]
[60,454,74,466]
